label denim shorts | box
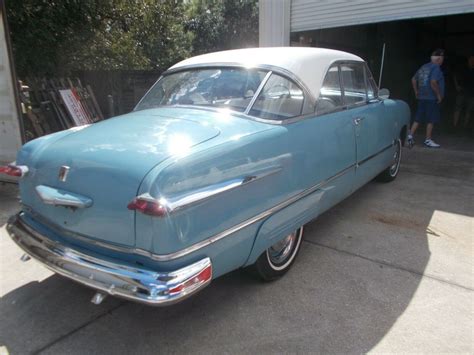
[415,100,440,124]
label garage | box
[260,0,474,139]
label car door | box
[340,62,393,189]
[287,64,356,214]
[246,66,357,224]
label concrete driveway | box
[1,145,473,354]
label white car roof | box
[169,47,364,99]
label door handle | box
[353,117,365,125]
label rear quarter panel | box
[136,127,298,277]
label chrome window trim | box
[244,70,273,115]
[133,63,317,125]
[315,60,374,116]
[315,63,346,117]
[364,62,379,101]
[339,61,369,109]
[247,71,314,121]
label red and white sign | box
[59,89,90,126]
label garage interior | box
[290,13,474,139]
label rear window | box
[135,68,268,112]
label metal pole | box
[378,43,386,88]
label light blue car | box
[3,47,410,306]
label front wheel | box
[253,227,304,281]
[376,138,402,183]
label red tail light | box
[0,165,28,178]
[169,264,212,295]
[127,196,167,217]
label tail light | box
[0,165,29,178]
[127,196,167,217]
[168,264,212,295]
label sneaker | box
[407,134,415,148]
[424,139,441,148]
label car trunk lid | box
[19,112,220,247]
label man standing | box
[408,49,445,148]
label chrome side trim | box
[357,142,394,167]
[145,163,356,261]
[35,185,93,208]
[6,214,212,306]
[23,142,393,262]
[144,165,283,214]
[21,163,356,262]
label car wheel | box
[253,227,304,281]
[377,138,402,183]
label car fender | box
[244,183,332,266]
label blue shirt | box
[413,62,445,100]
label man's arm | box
[430,80,442,103]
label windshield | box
[135,68,268,112]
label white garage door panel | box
[291,0,474,32]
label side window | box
[249,74,311,120]
[340,63,367,106]
[316,65,343,115]
[365,64,378,100]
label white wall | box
[0,8,22,167]
[259,0,291,47]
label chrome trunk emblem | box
[58,166,70,182]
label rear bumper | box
[6,213,212,306]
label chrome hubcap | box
[389,140,401,176]
[268,231,297,265]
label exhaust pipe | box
[91,292,107,305]
[20,253,31,262]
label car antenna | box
[378,43,386,88]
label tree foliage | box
[185,0,259,55]
[6,0,258,77]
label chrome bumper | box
[6,213,212,306]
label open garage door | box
[289,8,474,142]
[292,0,474,32]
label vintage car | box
[3,47,410,306]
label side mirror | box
[379,88,390,100]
